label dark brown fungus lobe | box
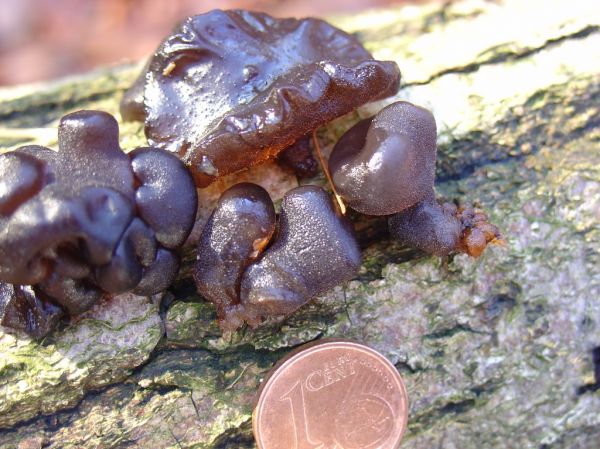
[94,217,157,294]
[329,101,437,216]
[133,248,180,296]
[276,136,319,179]
[330,100,502,257]
[0,152,47,216]
[129,147,198,249]
[0,110,198,338]
[0,283,63,340]
[38,272,102,316]
[388,197,461,257]
[239,186,361,325]
[133,9,400,186]
[389,199,503,258]
[120,68,147,122]
[194,183,275,331]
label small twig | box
[342,286,353,325]
[312,130,346,215]
[225,363,250,390]
[169,428,183,449]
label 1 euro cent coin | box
[253,340,409,449]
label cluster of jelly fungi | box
[0,110,197,338]
[120,9,400,187]
[0,9,503,339]
[329,101,502,257]
[195,183,361,332]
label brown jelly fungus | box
[0,284,63,339]
[194,183,276,325]
[389,200,503,257]
[329,101,502,257]
[276,135,319,179]
[329,102,436,216]
[0,110,198,338]
[121,9,400,186]
[195,184,361,332]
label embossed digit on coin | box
[253,340,409,449]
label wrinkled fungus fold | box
[0,110,198,338]
[329,101,502,257]
[195,183,361,331]
[121,9,400,186]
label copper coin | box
[253,340,409,449]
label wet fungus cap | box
[0,110,198,338]
[328,100,502,258]
[194,182,276,323]
[127,9,400,186]
[194,183,361,331]
[240,185,361,317]
[0,284,63,340]
[329,101,437,216]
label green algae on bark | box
[0,293,163,429]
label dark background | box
[0,0,422,86]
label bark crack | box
[576,346,600,395]
[423,323,489,340]
[409,380,502,435]
[404,25,600,87]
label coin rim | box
[253,339,409,449]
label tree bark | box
[1,0,599,448]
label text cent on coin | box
[253,340,409,449]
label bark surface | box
[0,0,599,448]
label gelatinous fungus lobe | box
[276,135,319,179]
[240,186,361,322]
[329,102,437,216]
[194,183,275,330]
[0,284,63,339]
[329,101,502,257]
[389,200,503,257]
[387,198,461,257]
[195,184,361,332]
[125,9,400,186]
[0,110,198,338]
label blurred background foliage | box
[0,0,421,86]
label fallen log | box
[0,0,599,447]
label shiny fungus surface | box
[125,9,400,186]
[194,184,361,331]
[0,284,63,339]
[194,183,276,329]
[0,110,198,338]
[240,186,361,319]
[329,100,502,257]
[329,101,437,216]
[276,135,319,179]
